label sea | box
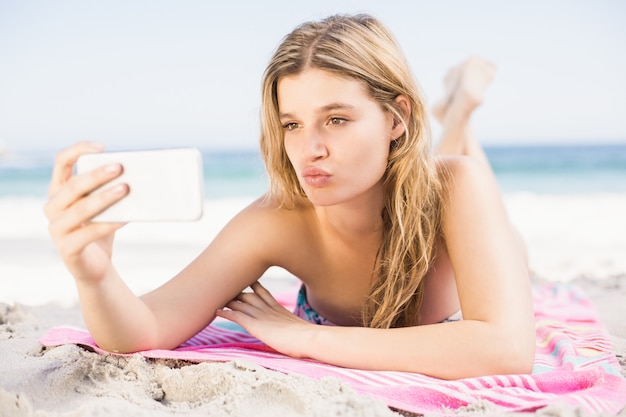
[1,143,626,199]
[1,143,625,305]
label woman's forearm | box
[75,267,160,353]
[304,320,534,379]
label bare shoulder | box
[235,195,313,233]
[217,195,316,266]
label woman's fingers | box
[58,221,125,260]
[47,163,126,217]
[48,142,104,198]
[45,162,125,223]
[250,282,282,307]
[45,141,121,225]
[235,282,282,310]
[48,181,129,237]
[222,282,297,326]
[224,299,258,316]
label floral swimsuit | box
[293,284,462,326]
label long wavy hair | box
[259,14,444,328]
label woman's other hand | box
[217,282,315,358]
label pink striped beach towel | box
[40,284,626,415]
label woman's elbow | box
[500,344,535,375]
[492,331,536,375]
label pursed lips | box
[301,166,332,187]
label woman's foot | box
[431,63,462,123]
[434,56,495,165]
[432,56,496,124]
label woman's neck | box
[312,182,385,242]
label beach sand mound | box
[0,302,397,417]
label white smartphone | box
[75,148,204,222]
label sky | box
[0,0,625,151]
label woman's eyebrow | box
[279,103,356,120]
[320,103,356,112]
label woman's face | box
[277,68,397,207]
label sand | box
[1,194,625,416]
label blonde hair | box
[260,14,443,328]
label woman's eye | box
[329,117,346,125]
[282,122,299,131]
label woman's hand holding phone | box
[43,142,129,284]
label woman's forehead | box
[277,68,373,114]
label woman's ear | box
[390,95,411,141]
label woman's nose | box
[302,128,329,160]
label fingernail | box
[111,184,127,195]
[104,163,121,174]
[86,142,104,151]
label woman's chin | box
[303,190,342,207]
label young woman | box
[44,14,535,379]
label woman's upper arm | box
[440,157,534,337]
[139,199,287,349]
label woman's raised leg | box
[433,56,495,168]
